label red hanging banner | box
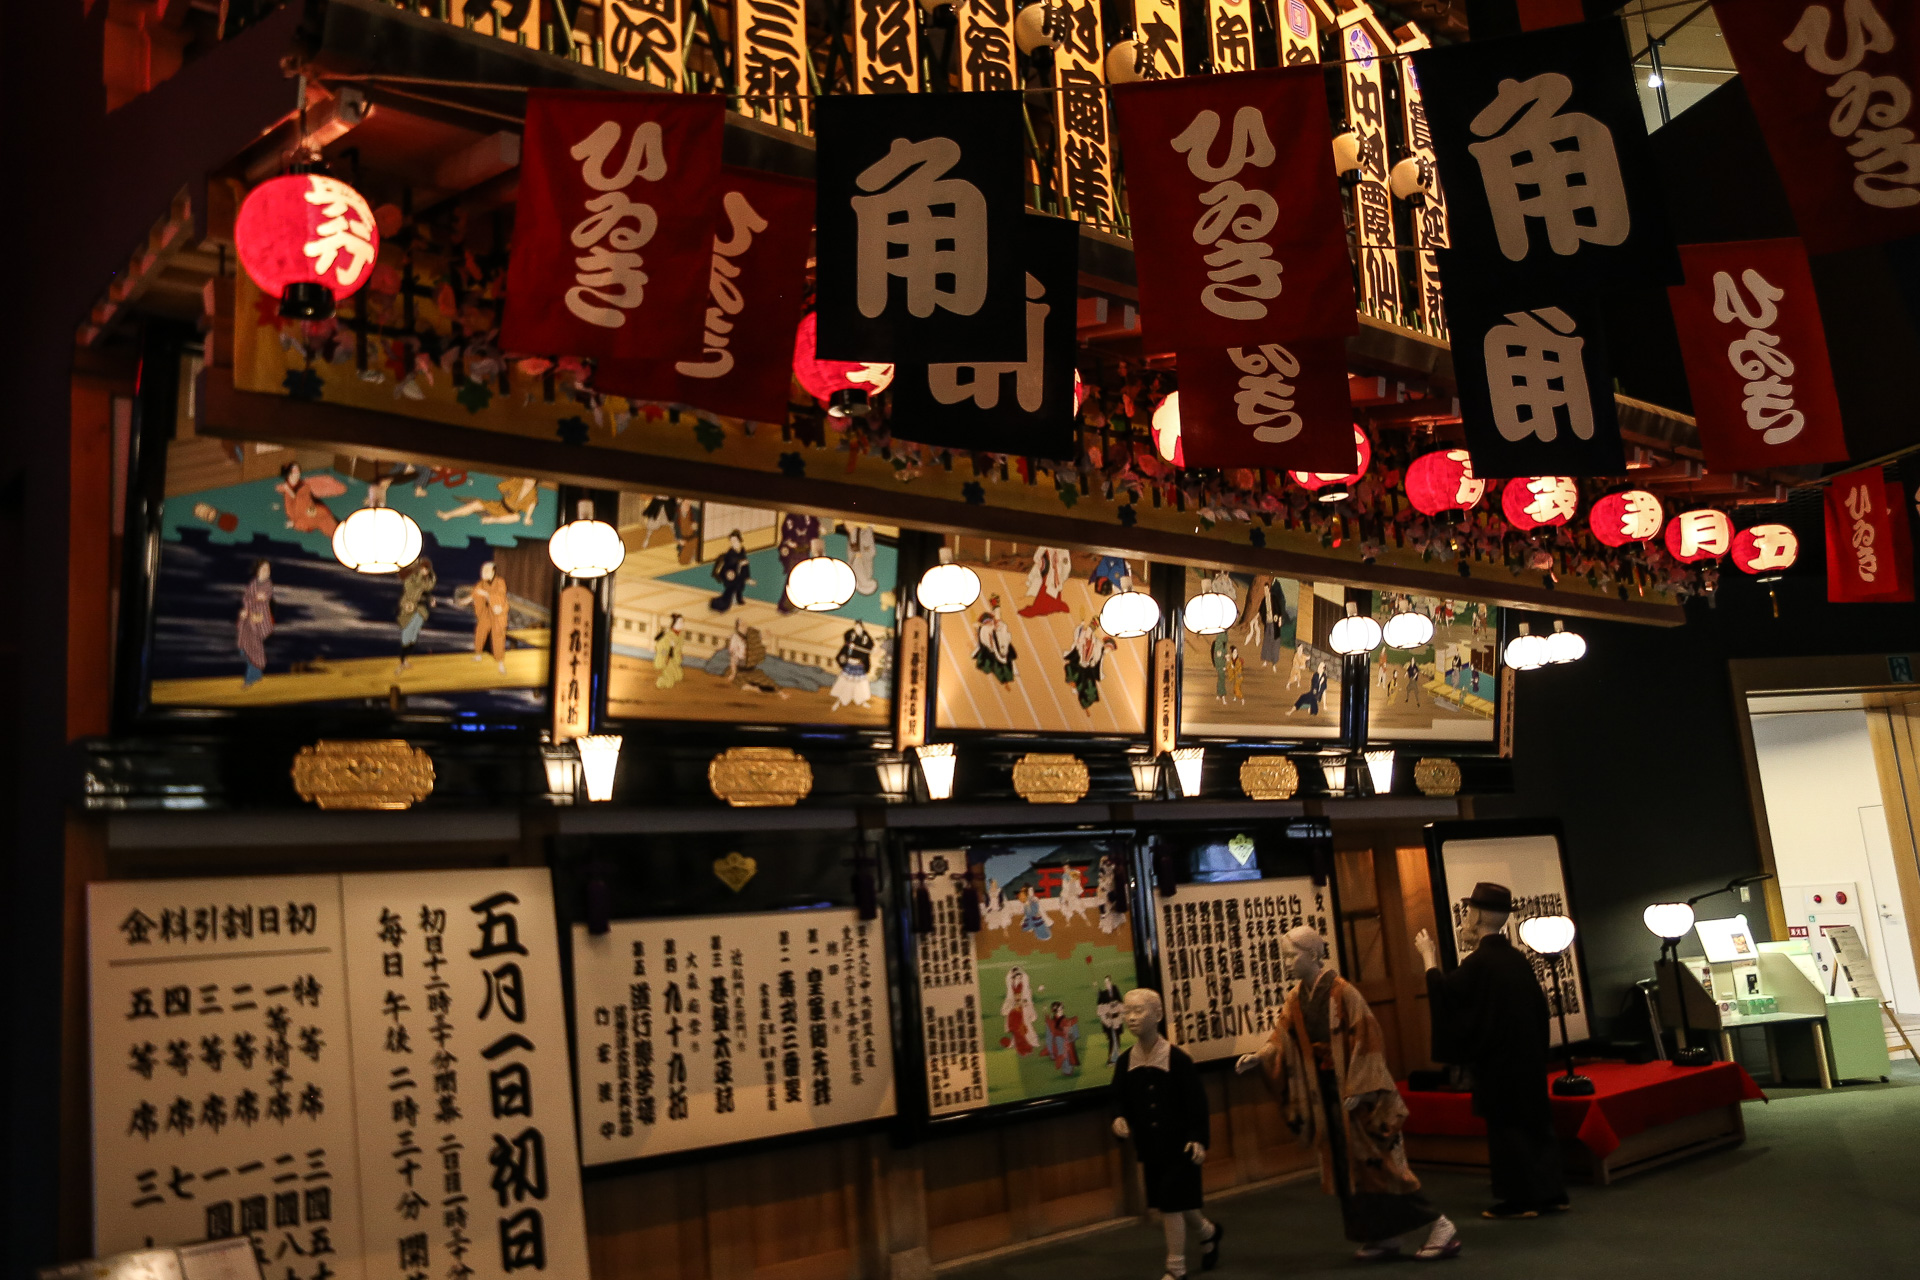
[1171,338,1357,471]
[1113,66,1358,347]
[1824,465,1915,602]
[598,167,814,421]
[1667,238,1850,471]
[501,89,724,368]
[1715,0,1920,253]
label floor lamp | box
[1520,915,1594,1096]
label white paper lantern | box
[1544,620,1587,665]
[1328,601,1383,656]
[1183,590,1238,636]
[1332,131,1362,175]
[1642,902,1696,941]
[1170,747,1205,797]
[1503,622,1548,671]
[785,555,857,612]
[1013,2,1057,52]
[331,506,423,575]
[1389,154,1429,202]
[1100,583,1161,639]
[575,735,623,802]
[1381,609,1434,651]
[1519,914,1578,955]
[1105,39,1149,84]
[916,548,981,614]
[914,742,957,800]
[547,502,626,579]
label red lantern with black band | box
[1406,449,1485,516]
[1589,489,1663,547]
[792,312,895,418]
[234,168,381,320]
[1289,424,1372,503]
[1500,476,1578,532]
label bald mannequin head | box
[1122,988,1165,1045]
[1282,925,1329,985]
[1462,905,1510,948]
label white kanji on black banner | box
[815,92,1028,362]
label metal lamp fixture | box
[913,743,956,800]
[1129,756,1162,798]
[547,499,626,579]
[1320,757,1349,795]
[874,756,911,797]
[540,742,581,805]
[785,554,857,612]
[1381,608,1434,651]
[575,735,624,803]
[1544,620,1587,665]
[1100,577,1161,639]
[1642,901,1712,1066]
[1169,748,1205,797]
[915,547,981,614]
[332,504,424,575]
[1503,623,1549,671]
[1519,914,1594,1096]
[1183,589,1238,636]
[1328,601,1383,656]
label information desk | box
[1399,1061,1766,1185]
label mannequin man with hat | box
[1415,882,1569,1220]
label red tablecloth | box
[1398,1061,1767,1160]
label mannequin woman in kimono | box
[1236,927,1460,1263]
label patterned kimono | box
[1260,971,1439,1244]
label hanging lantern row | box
[548,499,626,579]
[1504,620,1587,671]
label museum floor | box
[954,1061,1920,1279]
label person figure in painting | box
[1089,554,1129,596]
[1096,977,1127,1065]
[831,621,876,710]
[709,530,753,613]
[640,494,680,550]
[726,619,789,698]
[1002,966,1039,1056]
[1236,928,1461,1263]
[1403,654,1424,705]
[236,559,274,687]
[1225,645,1245,705]
[1063,620,1116,711]
[1244,575,1283,670]
[275,461,346,536]
[1211,632,1231,704]
[1098,854,1129,935]
[395,557,437,672]
[1019,545,1074,617]
[847,523,879,595]
[1044,1001,1082,1076]
[1288,639,1311,689]
[973,596,1018,684]
[1291,661,1329,717]
[1415,885,1568,1220]
[437,475,540,525]
[470,561,509,673]
[653,613,685,690]
[776,511,822,614]
[1017,886,1052,941]
[1112,989,1223,1280]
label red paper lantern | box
[1289,424,1372,501]
[1732,523,1799,580]
[792,312,895,418]
[1588,489,1663,547]
[1500,475,1579,531]
[234,171,381,320]
[1664,508,1734,563]
[1405,449,1485,516]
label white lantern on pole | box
[1381,609,1434,651]
[1503,622,1548,671]
[547,499,626,579]
[785,555,857,612]
[1100,579,1161,639]
[332,506,424,575]
[1545,620,1587,664]
[1327,601,1383,656]
[916,548,981,614]
[1182,589,1238,636]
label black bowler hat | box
[1466,882,1513,913]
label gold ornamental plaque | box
[1012,753,1090,804]
[291,739,435,810]
[713,852,759,892]
[1239,755,1300,801]
[708,747,813,807]
[1415,758,1463,797]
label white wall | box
[1750,709,1920,1014]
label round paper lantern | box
[331,506,422,575]
[1503,623,1548,671]
[1381,609,1435,650]
[1328,602,1383,655]
[1518,914,1577,955]
[916,548,982,613]
[1151,392,1186,467]
[1732,524,1799,581]
[1405,449,1485,516]
[1501,476,1579,531]
[1183,590,1238,636]
[785,555,857,611]
[1013,1,1057,52]
[1664,508,1733,563]
[1389,154,1432,204]
[1332,131,1362,175]
[1105,39,1150,84]
[1544,620,1587,665]
[1289,424,1372,502]
[548,502,627,579]
[235,170,381,320]
[1643,902,1696,941]
[792,312,895,418]
[1589,490,1663,547]
[1100,587,1161,639]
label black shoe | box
[1201,1222,1225,1271]
[1481,1202,1539,1220]
[1536,1198,1571,1213]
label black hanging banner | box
[1412,20,1679,290]
[889,213,1082,459]
[1437,247,1625,478]
[814,91,1028,363]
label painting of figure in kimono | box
[1366,592,1499,743]
[604,493,896,726]
[935,541,1150,734]
[147,441,557,713]
[1180,568,1343,740]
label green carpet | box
[949,1062,1920,1277]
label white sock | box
[1422,1216,1456,1248]
[1163,1213,1187,1276]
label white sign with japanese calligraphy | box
[89,877,364,1275]
[1434,833,1590,1046]
[915,861,988,1117]
[572,908,897,1164]
[1156,876,1331,1063]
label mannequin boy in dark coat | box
[1416,882,1569,1219]
[1110,989,1222,1280]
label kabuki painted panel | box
[1177,568,1342,740]
[1363,591,1499,743]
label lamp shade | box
[331,506,423,574]
[1129,757,1162,797]
[1363,749,1395,795]
[916,548,981,613]
[1664,509,1733,563]
[1100,585,1161,639]
[548,504,626,579]
[1381,609,1434,651]
[1643,901,1696,941]
[1183,590,1238,636]
[1405,449,1485,516]
[1519,914,1577,955]
[785,555,857,611]
[1170,747,1205,797]
[1151,391,1186,466]
[1501,476,1579,531]
[1544,620,1586,664]
[235,171,380,320]
[914,742,956,800]
[1503,622,1548,670]
[1328,601,1383,656]
[1589,490,1663,547]
[1321,758,1348,794]
[1289,424,1372,500]
[793,312,895,417]
[576,735,624,802]
[1732,524,1798,580]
